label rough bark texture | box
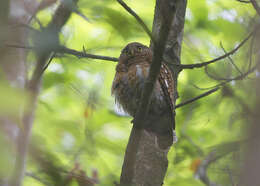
[120,0,187,186]
[238,29,260,186]
[133,131,169,186]
[152,0,187,100]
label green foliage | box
[14,0,256,185]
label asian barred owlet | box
[112,42,177,148]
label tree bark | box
[238,27,260,186]
[120,0,187,185]
[152,0,187,98]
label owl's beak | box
[130,49,135,56]
[127,49,134,56]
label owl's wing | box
[158,63,175,130]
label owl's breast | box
[112,63,150,116]
[127,63,149,88]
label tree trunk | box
[0,1,77,186]
[0,0,35,185]
[238,27,260,186]
[120,0,187,185]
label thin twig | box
[58,46,118,62]
[221,64,258,82]
[34,17,44,29]
[175,87,220,109]
[41,52,56,75]
[74,9,91,23]
[195,141,241,186]
[28,12,44,29]
[5,44,119,62]
[205,66,230,81]
[200,63,258,90]
[207,63,259,82]
[220,42,243,75]
[116,0,154,42]
[178,31,254,69]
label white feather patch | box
[164,79,169,88]
[136,65,143,78]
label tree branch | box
[176,58,259,109]
[220,42,243,76]
[178,30,254,69]
[250,0,260,16]
[200,62,259,91]
[9,1,78,186]
[175,87,220,109]
[5,44,119,62]
[195,141,241,186]
[58,46,118,62]
[41,52,56,74]
[116,0,154,42]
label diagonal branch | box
[220,42,243,75]
[195,141,241,186]
[199,62,259,91]
[205,65,230,81]
[176,60,259,109]
[175,87,220,109]
[179,61,260,109]
[178,30,254,69]
[116,0,154,42]
[41,52,56,74]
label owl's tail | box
[144,112,177,149]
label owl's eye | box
[137,47,142,52]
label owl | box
[112,42,177,148]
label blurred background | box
[0,0,258,186]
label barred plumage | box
[112,42,176,148]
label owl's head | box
[119,42,152,64]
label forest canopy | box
[0,0,259,186]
